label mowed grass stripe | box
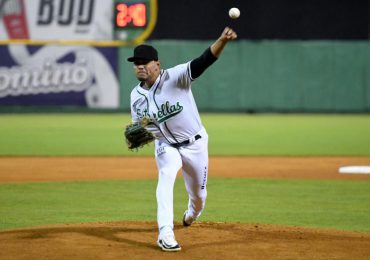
[0,113,370,156]
[1,178,369,232]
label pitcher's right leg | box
[155,141,182,251]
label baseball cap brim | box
[127,57,152,62]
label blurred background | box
[0,0,369,113]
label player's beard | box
[136,72,148,82]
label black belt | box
[171,134,201,148]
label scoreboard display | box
[114,0,157,43]
[115,3,147,28]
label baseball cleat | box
[182,210,195,227]
[157,234,181,252]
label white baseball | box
[229,7,240,19]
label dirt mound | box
[1,221,369,259]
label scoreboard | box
[116,3,147,28]
[114,0,157,44]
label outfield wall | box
[1,40,370,113]
[120,40,370,113]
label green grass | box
[1,178,370,232]
[0,114,128,156]
[0,113,370,156]
[1,113,369,233]
[205,114,370,155]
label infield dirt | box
[1,156,370,259]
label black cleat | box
[182,210,194,227]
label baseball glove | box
[124,118,155,150]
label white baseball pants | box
[154,128,208,235]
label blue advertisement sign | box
[0,44,119,108]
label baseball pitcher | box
[126,27,237,251]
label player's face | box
[133,60,160,84]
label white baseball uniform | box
[130,62,208,236]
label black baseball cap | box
[127,44,158,62]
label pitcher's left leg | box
[180,131,209,224]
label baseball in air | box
[229,7,240,19]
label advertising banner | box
[0,0,113,40]
[0,44,119,108]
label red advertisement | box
[2,0,29,39]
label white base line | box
[339,166,370,174]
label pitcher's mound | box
[1,221,369,259]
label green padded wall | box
[119,40,370,112]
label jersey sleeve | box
[169,62,193,89]
[130,89,140,123]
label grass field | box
[0,113,369,156]
[1,178,370,232]
[0,113,370,232]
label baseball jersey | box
[130,62,203,144]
